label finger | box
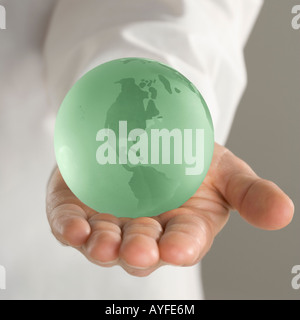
[82,214,122,266]
[158,208,216,266]
[119,217,163,273]
[46,167,91,247]
[211,144,294,230]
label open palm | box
[46,143,294,277]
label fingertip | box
[263,190,294,230]
[119,218,162,269]
[159,234,188,266]
[120,234,160,269]
[159,232,201,266]
[60,216,91,247]
[85,230,121,264]
[242,180,295,230]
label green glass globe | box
[54,57,214,218]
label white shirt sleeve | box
[44,0,263,145]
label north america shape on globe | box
[104,60,183,214]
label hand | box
[46,143,294,276]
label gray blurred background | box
[202,0,300,300]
